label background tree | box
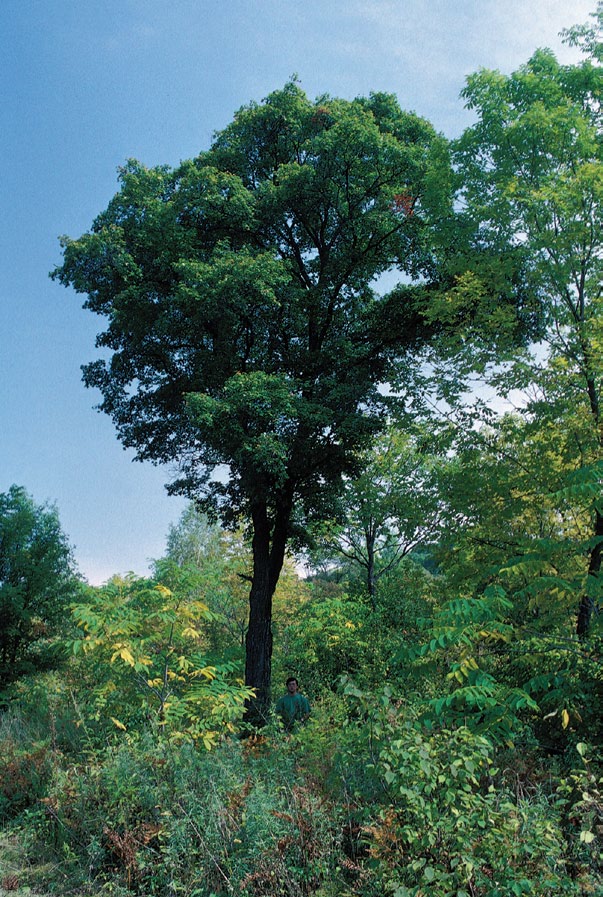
[161,503,313,664]
[161,505,251,653]
[310,425,448,607]
[450,29,603,635]
[435,411,592,617]
[53,82,452,719]
[164,503,223,568]
[0,485,78,689]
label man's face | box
[287,679,298,694]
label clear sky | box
[1,0,595,584]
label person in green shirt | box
[275,677,311,731]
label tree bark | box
[579,370,603,637]
[577,507,603,637]
[366,527,377,611]
[244,494,292,725]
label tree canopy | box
[53,82,453,718]
[452,35,603,635]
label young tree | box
[312,426,448,607]
[161,505,252,654]
[164,503,223,568]
[0,485,79,688]
[53,83,452,719]
[453,25,603,635]
[70,573,253,746]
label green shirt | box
[275,692,311,730]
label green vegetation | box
[51,81,453,722]
[0,485,79,692]
[2,7,603,895]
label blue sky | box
[1,0,594,584]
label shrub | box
[371,724,575,896]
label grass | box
[0,831,52,897]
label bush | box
[275,593,386,697]
[310,681,586,896]
[371,724,575,896]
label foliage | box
[68,571,253,746]
[395,561,603,749]
[1,620,601,897]
[556,742,603,884]
[277,558,436,698]
[394,586,540,745]
[0,739,52,823]
[423,421,603,747]
[330,683,597,896]
[371,723,576,896]
[9,734,343,897]
[160,506,252,656]
[448,36,603,635]
[164,502,224,567]
[308,426,451,606]
[434,414,598,614]
[0,485,79,690]
[5,13,602,897]
[277,593,375,696]
[52,81,453,714]
[162,503,314,662]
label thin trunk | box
[366,529,377,611]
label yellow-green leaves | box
[68,573,253,746]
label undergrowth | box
[1,686,601,897]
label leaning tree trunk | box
[244,495,291,726]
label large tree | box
[53,83,452,720]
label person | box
[275,676,311,731]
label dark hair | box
[286,676,298,686]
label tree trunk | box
[366,527,377,611]
[577,507,603,637]
[244,495,291,726]
[579,370,603,637]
